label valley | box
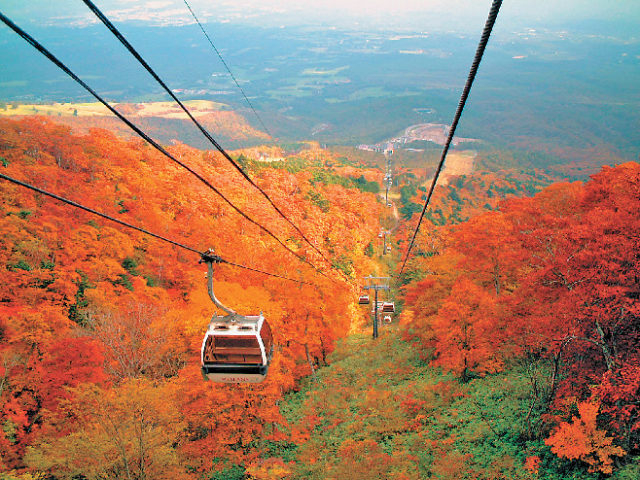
[1,110,637,478]
[0,22,638,159]
[0,2,639,479]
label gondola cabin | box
[201,314,273,383]
[359,295,370,305]
[382,302,395,313]
[383,315,392,324]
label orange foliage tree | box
[545,401,626,474]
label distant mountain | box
[1,22,638,158]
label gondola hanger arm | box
[200,249,236,316]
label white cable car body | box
[200,251,274,383]
[359,295,370,305]
[201,314,273,383]
[383,315,392,324]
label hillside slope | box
[0,117,383,477]
[276,325,639,480]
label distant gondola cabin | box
[358,295,370,305]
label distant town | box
[357,122,479,152]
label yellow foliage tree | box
[25,379,191,480]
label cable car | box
[200,250,273,383]
[383,315,392,324]
[382,302,395,313]
[201,314,273,383]
[359,295,370,305]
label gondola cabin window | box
[205,335,262,364]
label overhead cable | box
[181,0,273,138]
[80,0,331,265]
[399,0,503,276]
[0,173,307,284]
[0,11,328,279]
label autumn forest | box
[0,110,636,480]
[0,2,639,476]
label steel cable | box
[399,0,503,276]
[0,173,308,284]
[0,11,329,279]
[80,0,331,265]
[181,0,273,138]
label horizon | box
[1,0,639,33]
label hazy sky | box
[1,0,639,31]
